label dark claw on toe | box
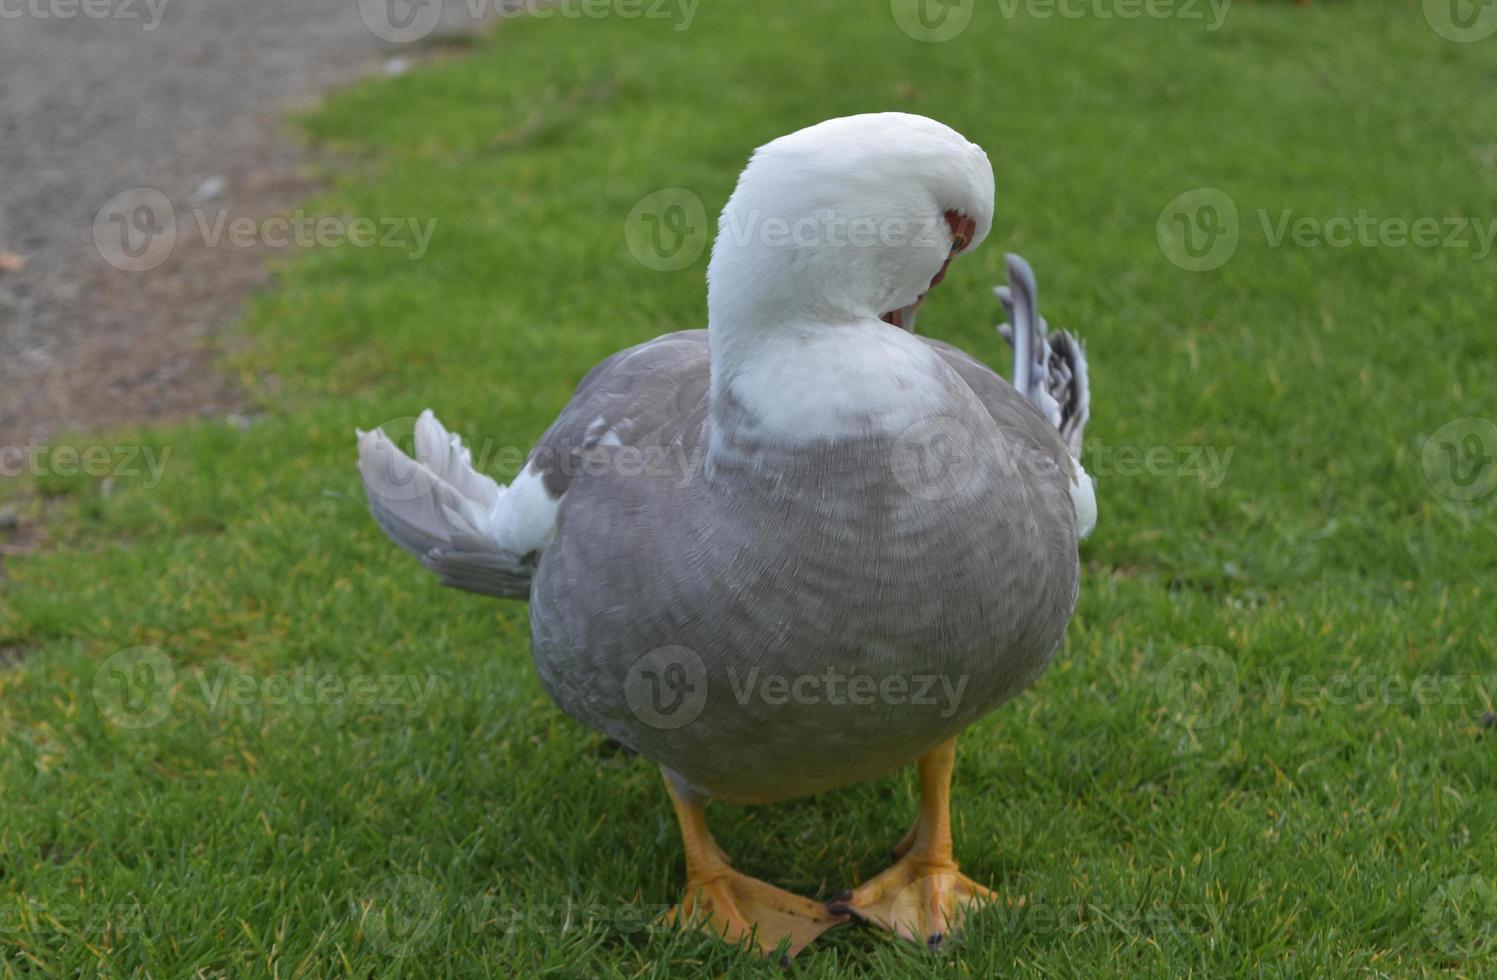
[928,932,944,950]
[826,901,862,922]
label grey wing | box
[924,337,1097,539]
[923,337,1079,482]
[525,329,711,500]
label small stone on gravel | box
[192,177,228,203]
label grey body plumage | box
[356,114,1094,811]
[519,329,1079,803]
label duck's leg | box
[661,771,848,957]
[828,737,998,948]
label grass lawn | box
[4,0,1497,975]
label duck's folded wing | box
[922,336,1097,541]
[523,330,710,503]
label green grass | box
[4,1,1497,975]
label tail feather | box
[996,253,1091,459]
[357,411,535,599]
[1043,329,1090,460]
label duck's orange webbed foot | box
[828,853,997,948]
[666,864,848,958]
[828,737,1011,950]
[660,772,848,958]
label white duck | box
[358,112,1094,957]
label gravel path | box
[0,0,495,446]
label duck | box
[356,112,1095,958]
